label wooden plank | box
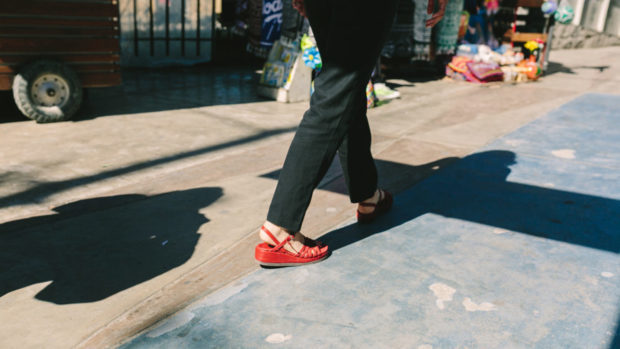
[0,54,120,65]
[79,72,122,87]
[73,64,120,73]
[0,17,118,28]
[512,32,548,42]
[0,74,11,90]
[0,65,13,73]
[0,72,122,90]
[517,0,543,7]
[0,27,118,37]
[0,2,118,19]
[0,63,119,74]
[0,38,119,54]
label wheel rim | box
[30,73,70,108]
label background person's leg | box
[267,0,398,232]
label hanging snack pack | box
[260,38,300,88]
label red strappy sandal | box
[255,226,329,267]
[356,189,393,224]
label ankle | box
[260,221,293,245]
[358,190,381,214]
[361,190,380,204]
[263,221,284,234]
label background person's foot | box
[373,83,401,101]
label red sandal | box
[356,189,393,224]
[255,226,329,267]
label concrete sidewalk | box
[1,47,619,349]
[122,93,620,348]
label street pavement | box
[0,47,619,348]
[122,93,620,348]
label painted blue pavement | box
[123,94,619,348]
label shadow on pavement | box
[0,126,295,210]
[0,187,222,304]
[545,61,610,76]
[612,320,620,349]
[261,157,460,198]
[79,66,268,121]
[321,150,619,254]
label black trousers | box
[267,0,398,232]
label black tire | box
[12,60,83,123]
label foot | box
[256,222,329,266]
[259,221,321,255]
[373,83,401,101]
[356,189,393,224]
[358,189,382,214]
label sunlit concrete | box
[0,47,618,348]
[122,93,620,349]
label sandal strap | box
[262,226,323,258]
[298,244,320,258]
[358,189,384,207]
[261,225,293,251]
[358,202,377,207]
[260,226,280,244]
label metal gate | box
[119,0,214,66]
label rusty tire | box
[12,60,83,123]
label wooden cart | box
[504,0,551,71]
[0,0,121,123]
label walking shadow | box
[321,150,619,254]
[0,187,222,304]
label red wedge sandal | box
[356,189,393,224]
[255,226,329,267]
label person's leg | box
[266,55,371,232]
[264,0,398,239]
[337,89,377,204]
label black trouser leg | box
[337,88,378,203]
[266,0,397,232]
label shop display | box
[256,0,577,98]
[366,82,377,109]
[436,0,467,55]
[518,56,542,80]
[447,43,535,83]
[554,1,575,24]
[247,0,283,58]
[260,38,300,88]
[445,0,576,84]
[257,16,311,103]
[382,0,464,59]
[413,0,433,59]
[466,61,504,82]
[541,0,558,15]
[301,35,322,71]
